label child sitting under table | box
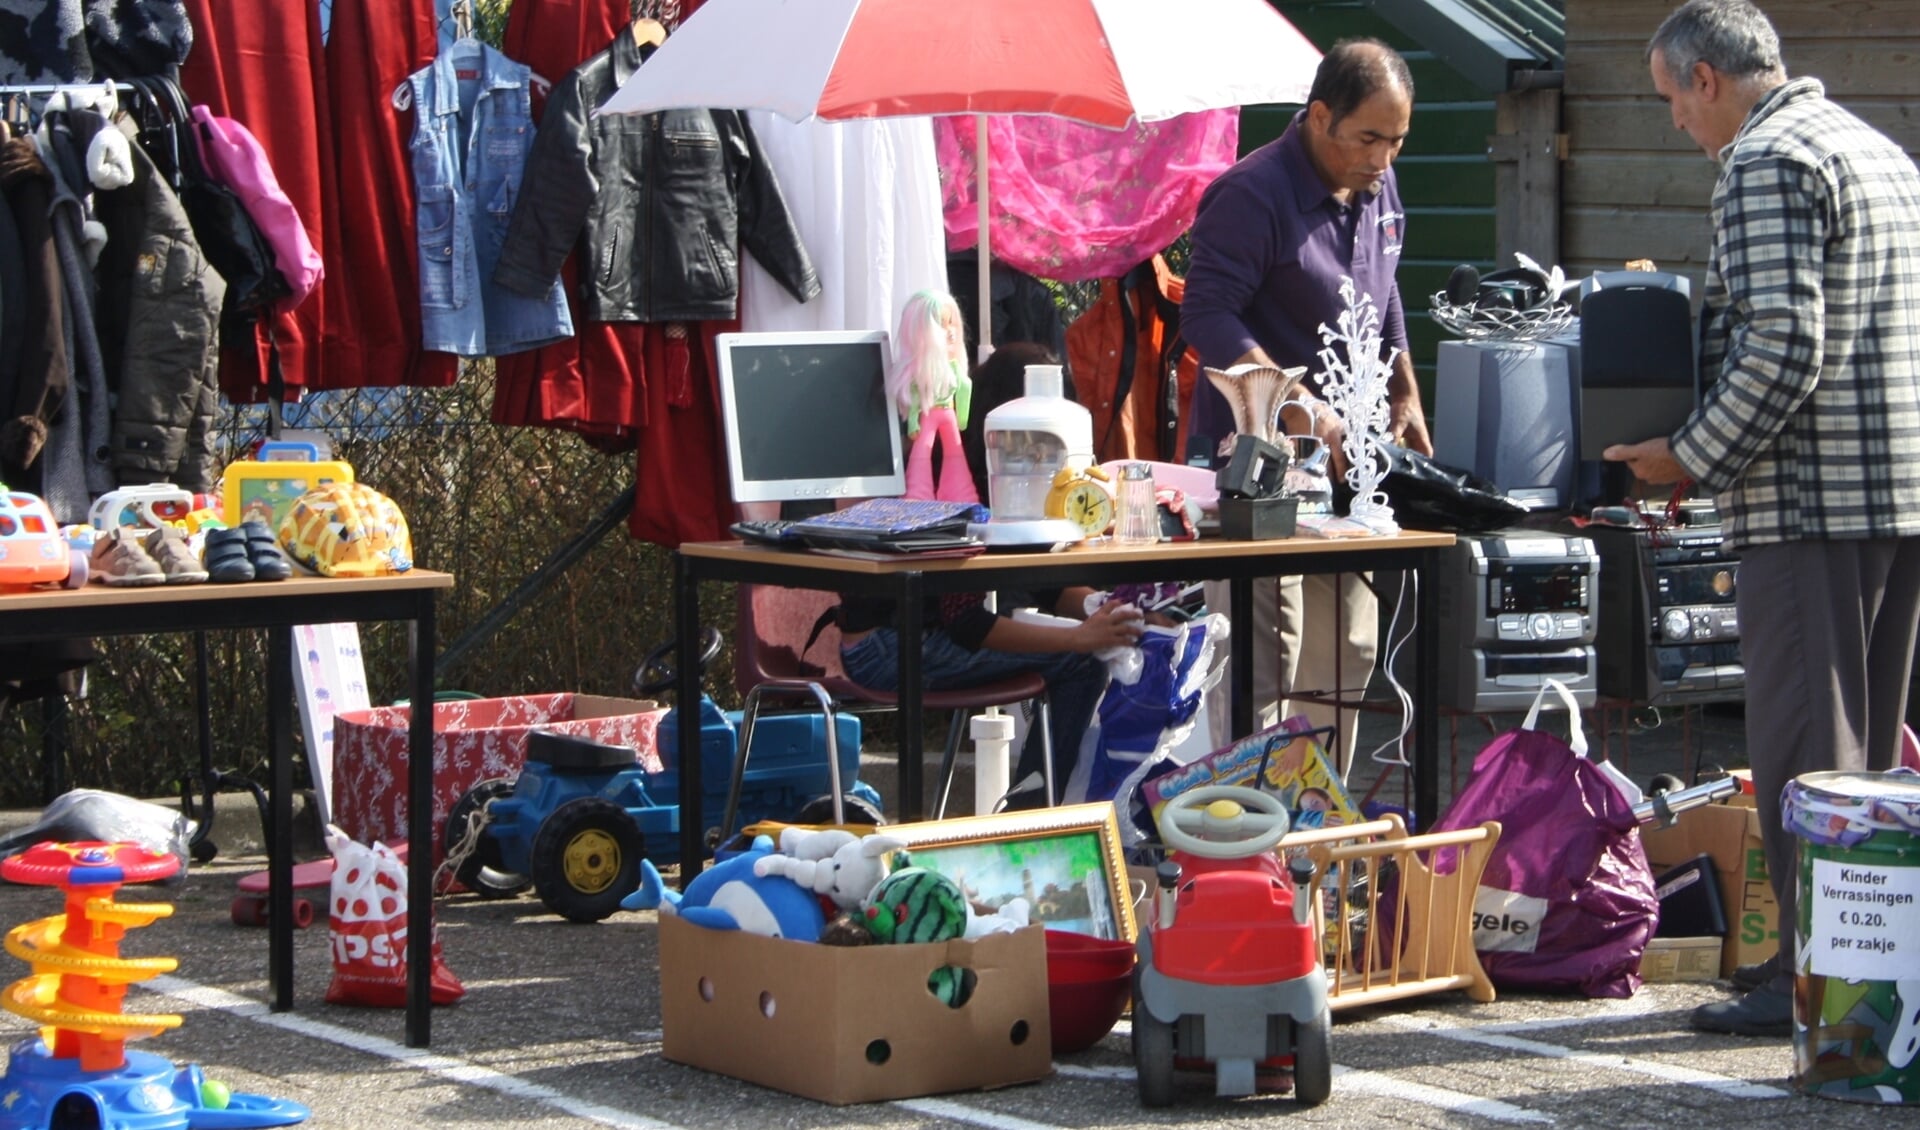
[835,343,1146,808]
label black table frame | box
[0,573,448,1047]
[672,537,1451,881]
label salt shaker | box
[1114,462,1159,546]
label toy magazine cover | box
[1139,716,1360,831]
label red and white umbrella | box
[599,0,1321,356]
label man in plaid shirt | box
[1608,0,1920,1038]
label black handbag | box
[1334,441,1532,533]
[128,76,290,323]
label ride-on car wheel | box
[789,792,885,827]
[444,777,531,899]
[530,797,643,923]
[1132,978,1176,1107]
[1292,1009,1332,1108]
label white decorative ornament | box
[1314,277,1400,534]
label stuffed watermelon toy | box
[862,867,973,1006]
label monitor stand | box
[780,499,836,521]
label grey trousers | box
[1202,572,1379,779]
[1737,537,1920,979]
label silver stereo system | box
[1435,529,1600,711]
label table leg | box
[267,626,295,1012]
[1413,549,1440,833]
[406,597,436,1048]
[897,572,925,821]
[1229,575,1254,740]
[674,553,704,889]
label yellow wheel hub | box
[561,830,622,894]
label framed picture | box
[885,802,1137,942]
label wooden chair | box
[734,584,1053,818]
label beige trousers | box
[1203,572,1379,780]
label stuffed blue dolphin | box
[621,834,826,940]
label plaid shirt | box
[1671,78,1920,548]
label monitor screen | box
[715,330,906,504]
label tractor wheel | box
[1292,1009,1332,1108]
[530,797,643,923]
[444,778,530,899]
[1132,976,1176,1107]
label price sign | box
[1806,857,1920,981]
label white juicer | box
[970,364,1095,548]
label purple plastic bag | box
[1429,681,1657,998]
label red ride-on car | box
[1133,785,1331,1107]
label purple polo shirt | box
[1181,111,1409,464]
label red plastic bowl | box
[1045,930,1136,1053]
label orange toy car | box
[0,489,88,591]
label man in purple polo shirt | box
[1182,39,1432,774]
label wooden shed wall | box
[1563,0,1920,294]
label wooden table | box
[673,533,1455,879]
[0,571,453,1047]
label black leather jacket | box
[494,33,818,322]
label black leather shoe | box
[1729,953,1781,993]
[1691,981,1793,1037]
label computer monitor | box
[715,330,906,504]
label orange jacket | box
[1065,255,1200,464]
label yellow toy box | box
[221,441,353,528]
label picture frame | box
[884,801,1137,942]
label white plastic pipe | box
[971,711,1014,815]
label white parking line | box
[1331,1064,1554,1124]
[1377,1014,1789,1100]
[892,1098,1070,1130]
[146,976,682,1130]
[1065,1026,1551,1123]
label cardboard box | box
[331,693,665,860]
[1641,802,1779,977]
[659,915,1052,1104]
[1639,936,1723,983]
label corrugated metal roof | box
[1456,0,1564,68]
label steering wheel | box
[633,627,723,697]
[1158,785,1291,859]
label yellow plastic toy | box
[276,481,413,578]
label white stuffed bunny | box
[753,827,907,912]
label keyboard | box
[730,519,803,546]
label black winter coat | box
[493,31,818,323]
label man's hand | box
[1387,352,1433,455]
[1602,437,1688,485]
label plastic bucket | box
[1783,768,1920,1103]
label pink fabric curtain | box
[933,110,1239,283]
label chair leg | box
[934,711,968,820]
[1036,695,1055,806]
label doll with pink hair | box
[888,290,978,503]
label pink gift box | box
[331,693,667,862]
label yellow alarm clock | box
[1044,465,1114,536]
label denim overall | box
[405,41,572,356]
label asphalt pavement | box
[0,700,1898,1130]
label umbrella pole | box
[975,112,994,365]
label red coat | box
[319,0,458,390]
[179,0,327,400]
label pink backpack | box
[190,105,323,313]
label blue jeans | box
[841,628,1108,796]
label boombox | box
[1435,530,1600,711]
[1591,512,1744,705]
